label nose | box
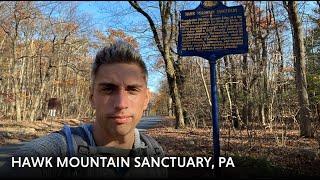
[114,90,129,110]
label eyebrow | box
[97,82,145,88]
[97,83,117,88]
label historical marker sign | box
[178,1,248,59]
[178,2,248,176]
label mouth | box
[108,116,132,124]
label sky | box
[76,1,204,93]
[77,1,165,93]
[75,1,318,93]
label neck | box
[92,122,135,149]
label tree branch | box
[128,1,164,57]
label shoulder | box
[63,124,94,147]
[140,133,165,156]
[14,132,67,157]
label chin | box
[112,125,135,137]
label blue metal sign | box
[178,1,248,60]
[178,1,248,176]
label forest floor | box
[0,116,319,177]
[0,117,89,146]
[145,117,320,177]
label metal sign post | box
[177,1,248,176]
[209,55,220,171]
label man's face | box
[90,63,150,138]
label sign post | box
[208,55,220,168]
[177,1,248,176]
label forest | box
[0,1,320,177]
[1,1,319,135]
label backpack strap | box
[62,125,164,157]
[139,133,168,177]
[61,124,95,157]
[62,125,75,157]
[80,124,95,146]
[140,133,164,157]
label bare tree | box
[284,1,312,137]
[128,1,185,128]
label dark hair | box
[91,40,148,85]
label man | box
[1,41,166,177]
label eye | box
[101,85,116,94]
[102,87,112,94]
[127,86,140,95]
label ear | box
[89,86,96,109]
[143,88,151,110]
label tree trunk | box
[271,2,285,123]
[129,1,185,128]
[285,1,312,137]
[196,59,211,107]
[29,75,49,121]
[241,54,250,125]
[165,54,185,128]
[12,41,22,122]
[168,96,173,116]
[229,56,240,129]
[261,36,269,126]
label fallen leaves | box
[145,118,320,176]
[0,116,319,176]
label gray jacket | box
[1,124,167,178]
